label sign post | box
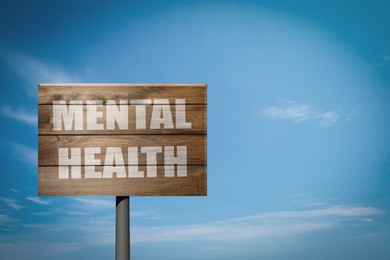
[116,196,129,260]
[38,83,207,259]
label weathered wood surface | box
[39,166,206,196]
[38,135,206,166]
[38,84,207,196]
[38,84,207,104]
[38,104,206,135]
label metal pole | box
[116,196,130,260]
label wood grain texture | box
[38,104,206,135]
[38,84,207,104]
[38,135,206,166]
[38,84,207,196]
[39,166,206,196]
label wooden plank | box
[39,166,206,196]
[38,83,207,196]
[38,104,206,135]
[38,84,207,105]
[38,135,207,166]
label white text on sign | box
[54,99,191,179]
[58,146,188,179]
[53,99,192,130]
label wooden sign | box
[38,84,207,196]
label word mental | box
[53,99,191,130]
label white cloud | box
[132,205,382,243]
[0,51,75,129]
[0,198,23,211]
[230,205,381,220]
[289,196,338,207]
[130,210,164,220]
[317,111,339,126]
[0,214,15,224]
[26,197,51,206]
[1,51,77,88]
[261,99,314,122]
[68,197,114,215]
[43,205,379,245]
[23,214,115,246]
[259,99,340,126]
[360,218,373,223]
[1,106,37,126]
[0,242,80,259]
[0,204,382,252]
[72,197,113,208]
[9,143,37,166]
[32,211,53,216]
[383,55,390,61]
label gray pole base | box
[116,196,129,260]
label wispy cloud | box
[32,211,54,216]
[289,197,337,208]
[67,197,114,215]
[259,99,339,126]
[9,143,37,166]
[0,51,75,130]
[0,198,23,211]
[0,214,19,233]
[26,197,51,206]
[22,214,115,246]
[382,55,390,62]
[131,210,164,220]
[1,106,37,126]
[0,203,383,256]
[1,51,77,88]
[46,205,381,245]
[71,197,113,209]
[133,205,382,243]
[0,242,80,259]
[317,111,339,126]
[0,214,16,224]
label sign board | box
[38,84,207,196]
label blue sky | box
[1,0,390,259]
